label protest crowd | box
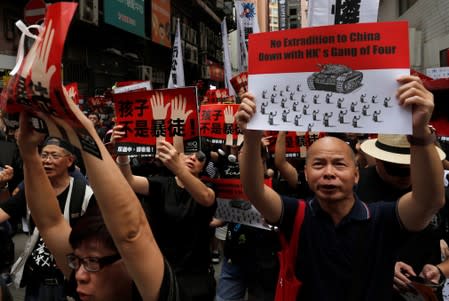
[1,1,449,301]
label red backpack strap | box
[288,200,306,264]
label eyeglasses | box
[66,253,121,273]
[40,152,70,160]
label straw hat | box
[360,134,446,165]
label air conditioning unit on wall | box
[137,65,152,81]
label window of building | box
[399,0,418,15]
[290,8,297,15]
[440,48,449,67]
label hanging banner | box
[167,18,185,88]
[247,21,411,135]
[113,87,200,155]
[308,0,380,27]
[222,17,236,96]
[151,0,171,47]
[235,0,260,72]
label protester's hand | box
[151,92,170,120]
[0,165,14,184]
[155,140,183,172]
[261,136,272,147]
[393,261,415,292]
[31,19,56,97]
[170,95,192,123]
[396,75,434,137]
[420,264,442,285]
[110,124,125,145]
[236,92,257,133]
[17,112,47,158]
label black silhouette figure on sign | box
[282,109,290,122]
[383,97,391,108]
[294,114,302,126]
[260,102,268,114]
[352,115,361,128]
[273,84,277,91]
[270,94,278,104]
[325,93,333,104]
[312,109,320,121]
[301,94,307,103]
[281,98,287,108]
[290,92,295,101]
[362,104,370,116]
[296,84,301,92]
[286,85,290,92]
[338,110,348,124]
[262,90,268,99]
[268,111,277,125]
[307,123,314,131]
[292,101,299,112]
[302,104,310,115]
[337,97,345,109]
[323,112,333,127]
[373,110,382,122]
[350,101,358,112]
[371,95,378,104]
[313,94,320,104]
[360,93,367,103]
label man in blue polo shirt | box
[236,75,445,301]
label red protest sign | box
[230,72,248,95]
[199,104,241,146]
[113,87,200,155]
[1,3,102,159]
[203,177,272,200]
[65,82,79,105]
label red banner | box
[204,177,272,200]
[113,87,200,155]
[249,21,409,74]
[266,131,325,158]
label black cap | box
[42,137,75,154]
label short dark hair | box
[69,204,117,252]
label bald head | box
[306,136,356,166]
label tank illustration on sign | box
[307,64,363,94]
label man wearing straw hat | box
[359,134,447,300]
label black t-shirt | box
[145,176,216,273]
[356,166,444,274]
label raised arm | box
[236,92,282,223]
[396,76,445,231]
[17,113,73,277]
[156,141,215,207]
[274,131,299,189]
[76,114,165,301]
[111,124,151,195]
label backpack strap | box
[279,199,306,265]
[69,177,92,227]
[288,200,306,264]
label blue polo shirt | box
[280,195,409,301]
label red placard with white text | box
[247,21,412,135]
[113,87,200,155]
[199,104,241,145]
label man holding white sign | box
[236,75,444,300]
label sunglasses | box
[382,162,410,177]
[185,151,206,162]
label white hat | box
[360,134,446,165]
